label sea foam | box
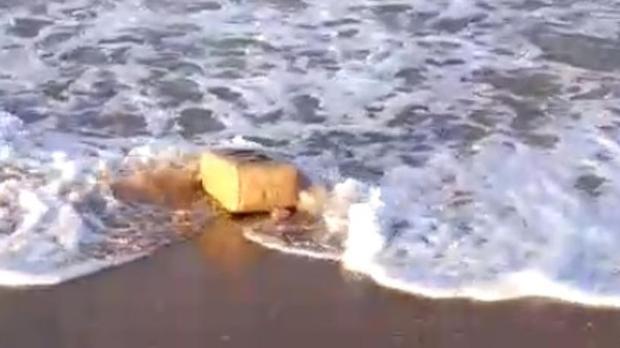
[334,122,620,307]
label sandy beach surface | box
[1,219,619,348]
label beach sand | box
[1,220,620,348]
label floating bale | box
[200,149,300,214]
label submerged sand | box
[1,221,619,348]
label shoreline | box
[1,225,619,348]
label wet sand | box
[1,219,620,348]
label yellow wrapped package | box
[199,149,300,214]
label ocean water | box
[1,0,620,306]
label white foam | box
[335,124,620,308]
[0,168,123,286]
[243,228,341,261]
[0,116,197,287]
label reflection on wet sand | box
[195,217,266,278]
[107,158,278,301]
[108,158,269,275]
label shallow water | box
[1,0,620,306]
